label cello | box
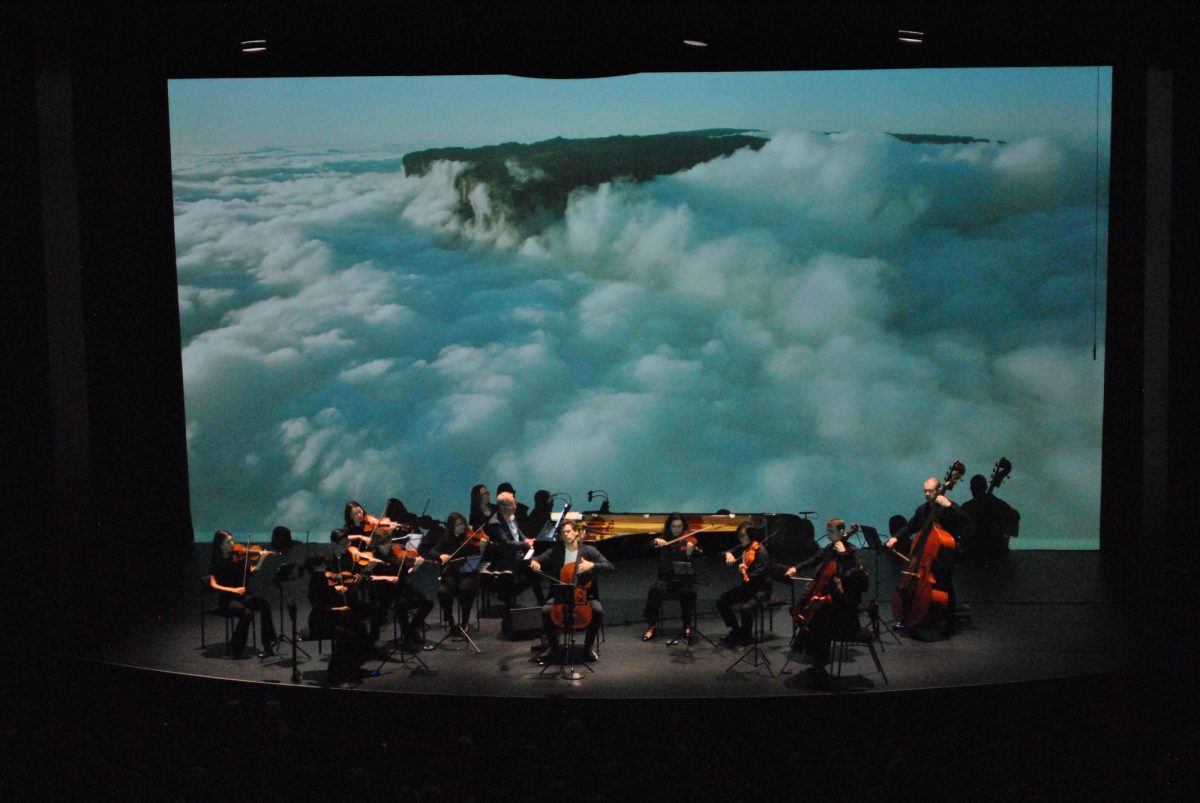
[791,523,859,635]
[891,461,965,628]
[549,551,593,631]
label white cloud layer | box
[174,131,1106,546]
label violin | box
[231,543,279,563]
[891,460,964,628]
[463,528,490,547]
[654,525,715,554]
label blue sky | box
[169,67,1112,154]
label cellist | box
[530,520,613,663]
[783,519,868,683]
[885,475,970,637]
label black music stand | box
[725,602,774,677]
[664,561,713,656]
[374,600,430,674]
[266,562,311,661]
[434,556,482,654]
[539,583,593,680]
[856,525,901,647]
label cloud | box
[175,131,1105,545]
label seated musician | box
[717,522,772,647]
[307,529,373,685]
[341,500,373,547]
[384,497,443,552]
[642,512,698,642]
[885,475,970,637]
[484,490,546,635]
[468,484,495,529]
[208,530,278,658]
[784,519,869,681]
[362,525,435,652]
[530,520,613,663]
[432,512,483,635]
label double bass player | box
[886,474,970,637]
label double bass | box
[891,461,964,628]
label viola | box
[739,540,761,583]
[891,460,964,628]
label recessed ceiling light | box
[241,39,268,53]
[897,30,924,44]
[683,39,708,48]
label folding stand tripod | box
[434,599,481,654]
[856,525,901,647]
[539,583,593,680]
[374,603,429,673]
[725,603,774,676]
[664,562,714,657]
[433,556,482,653]
[267,562,311,662]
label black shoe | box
[720,629,739,646]
[583,647,599,662]
[642,626,657,641]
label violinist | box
[485,490,546,635]
[341,500,374,547]
[885,475,970,637]
[468,484,495,529]
[530,520,613,663]
[784,519,868,680]
[431,512,483,634]
[641,513,698,642]
[717,522,772,647]
[362,526,435,652]
[384,497,443,549]
[308,529,373,684]
[208,530,278,658]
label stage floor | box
[80,545,1167,698]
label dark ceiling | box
[22,0,1200,79]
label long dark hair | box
[662,512,687,537]
[469,484,491,522]
[343,500,364,530]
[446,511,468,539]
[209,529,233,572]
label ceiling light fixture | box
[241,39,268,53]
[897,30,924,44]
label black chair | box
[199,576,256,655]
[828,626,888,688]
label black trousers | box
[218,594,277,655]
[541,599,604,650]
[437,573,479,626]
[643,579,697,629]
[717,583,770,635]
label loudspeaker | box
[508,607,542,639]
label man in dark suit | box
[886,475,971,637]
[485,490,545,634]
[530,520,613,662]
